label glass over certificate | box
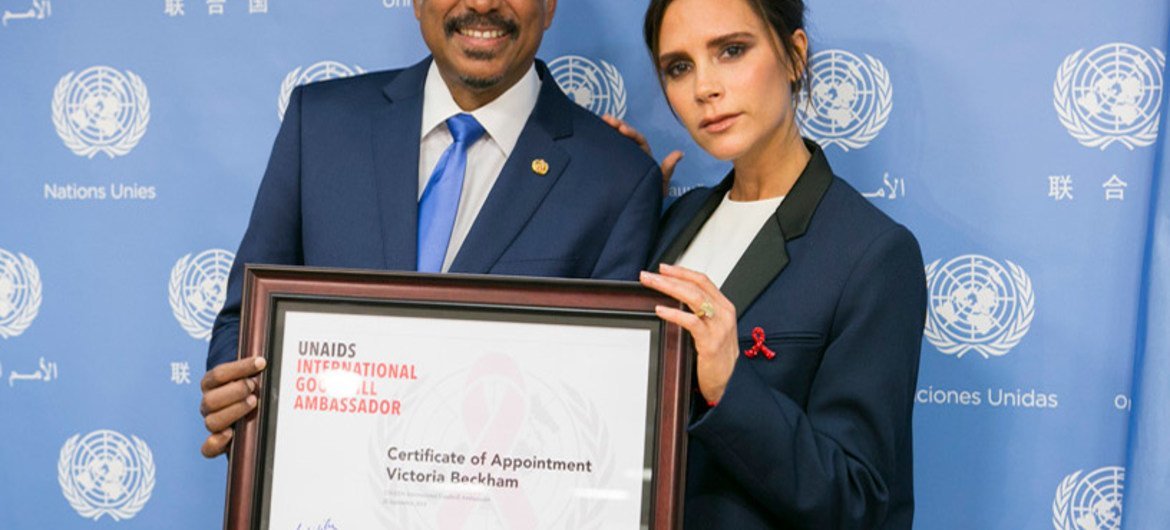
[224,267,690,530]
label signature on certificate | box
[296,519,338,530]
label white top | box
[418,61,541,272]
[675,192,785,287]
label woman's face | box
[657,0,803,161]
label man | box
[199,0,661,458]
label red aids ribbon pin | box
[743,327,776,360]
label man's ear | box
[544,0,557,29]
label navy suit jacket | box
[207,58,661,369]
[651,142,925,529]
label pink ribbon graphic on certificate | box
[437,353,538,529]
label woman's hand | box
[601,114,684,194]
[640,263,738,404]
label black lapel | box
[371,58,430,271]
[721,140,833,315]
[650,175,733,267]
[448,60,572,273]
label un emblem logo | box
[924,255,1035,358]
[169,249,234,341]
[797,49,893,151]
[1055,43,1165,150]
[549,55,628,119]
[1053,467,1125,530]
[0,248,42,339]
[278,60,366,121]
[51,66,150,159]
[58,430,156,521]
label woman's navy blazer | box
[651,141,926,529]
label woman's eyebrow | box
[706,31,756,50]
[658,50,689,67]
[658,31,758,66]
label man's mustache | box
[444,12,519,38]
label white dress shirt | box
[675,192,786,288]
[418,61,541,272]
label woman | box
[612,0,926,527]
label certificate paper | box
[261,304,658,529]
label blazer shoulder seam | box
[826,223,912,333]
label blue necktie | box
[417,113,486,272]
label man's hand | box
[200,357,266,458]
[601,114,683,194]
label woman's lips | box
[700,113,741,133]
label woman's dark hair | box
[643,0,810,99]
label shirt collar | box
[420,61,541,157]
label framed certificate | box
[224,266,690,529]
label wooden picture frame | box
[223,266,690,529]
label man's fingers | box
[620,124,648,148]
[201,357,266,391]
[200,428,234,459]
[601,114,655,157]
[200,378,256,417]
[661,150,684,189]
[203,395,258,434]
[199,359,265,458]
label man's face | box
[416,0,555,97]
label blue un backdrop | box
[0,1,1168,528]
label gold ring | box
[698,300,716,319]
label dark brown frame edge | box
[222,265,690,530]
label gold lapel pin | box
[531,158,549,176]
